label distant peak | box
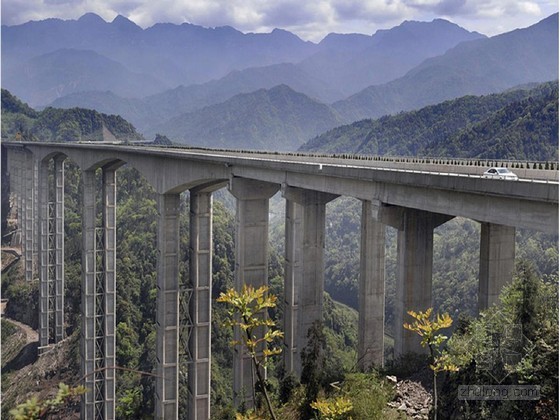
[111,14,141,30]
[78,13,106,24]
[270,28,301,39]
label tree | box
[299,320,327,417]
[9,383,86,419]
[217,284,283,419]
[403,308,458,420]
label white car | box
[483,167,519,180]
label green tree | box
[217,284,283,419]
[9,383,86,420]
[403,308,458,420]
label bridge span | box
[3,141,558,420]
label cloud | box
[1,0,557,40]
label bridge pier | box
[187,187,215,420]
[479,223,516,311]
[229,177,279,407]
[283,199,303,374]
[358,200,386,370]
[14,150,23,248]
[155,193,181,420]
[282,186,338,375]
[81,167,117,420]
[394,208,452,357]
[38,156,66,351]
[22,152,36,282]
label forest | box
[1,156,558,419]
[1,88,558,419]
[1,89,144,143]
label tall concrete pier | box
[4,142,557,419]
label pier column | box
[38,156,66,349]
[38,159,50,350]
[14,151,23,247]
[358,200,386,370]
[479,223,515,311]
[283,199,303,374]
[229,177,279,407]
[54,156,65,342]
[187,187,214,420]
[155,193,181,420]
[394,208,452,357]
[23,152,35,282]
[81,167,117,420]
[282,186,338,375]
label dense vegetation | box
[1,162,362,419]
[302,81,559,160]
[1,89,557,418]
[442,262,559,419]
[1,89,144,143]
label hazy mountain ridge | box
[3,48,167,107]
[148,84,344,150]
[333,13,559,121]
[299,18,485,96]
[300,81,558,160]
[4,13,484,108]
[3,13,557,154]
[2,13,315,106]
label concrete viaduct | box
[3,141,558,419]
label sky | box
[1,0,558,42]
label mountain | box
[46,16,485,134]
[333,14,559,121]
[147,85,343,150]
[1,14,315,106]
[298,18,485,96]
[2,48,167,107]
[1,89,143,142]
[300,82,558,160]
[4,14,485,110]
[50,63,344,132]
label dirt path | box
[1,247,22,273]
[3,316,39,343]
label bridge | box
[3,141,558,419]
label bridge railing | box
[142,144,559,181]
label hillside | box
[50,63,344,133]
[300,82,558,160]
[299,18,484,96]
[333,14,559,121]
[44,17,485,133]
[1,89,143,142]
[148,85,344,150]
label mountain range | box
[2,13,558,152]
[2,13,483,108]
[146,84,344,150]
[300,81,558,160]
